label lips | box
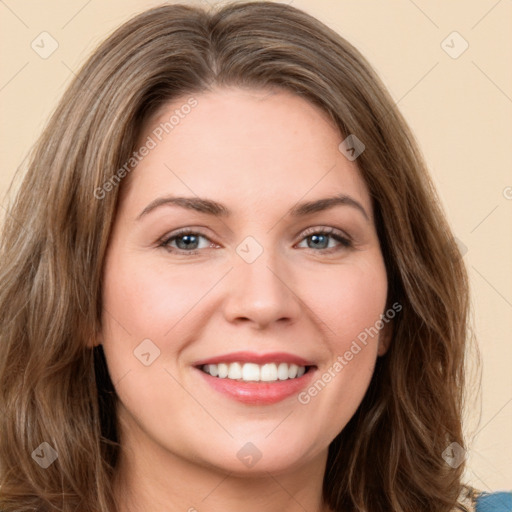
[192,351,317,405]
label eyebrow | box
[136,193,370,222]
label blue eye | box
[297,228,352,252]
[159,227,352,256]
[159,230,212,254]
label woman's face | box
[99,86,391,476]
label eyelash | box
[158,227,353,256]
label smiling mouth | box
[198,362,315,382]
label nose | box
[221,247,302,329]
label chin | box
[187,435,322,476]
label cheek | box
[100,252,215,371]
[294,256,387,421]
[106,268,189,333]
[300,255,388,349]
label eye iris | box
[309,234,328,249]
[176,234,199,250]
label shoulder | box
[454,484,512,512]
[475,489,512,512]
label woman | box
[0,2,510,511]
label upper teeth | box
[202,362,307,382]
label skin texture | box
[97,86,392,512]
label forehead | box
[119,86,372,219]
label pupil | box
[310,234,327,249]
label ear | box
[377,319,393,356]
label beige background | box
[1,0,511,492]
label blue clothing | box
[476,490,512,511]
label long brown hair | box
[0,2,480,511]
